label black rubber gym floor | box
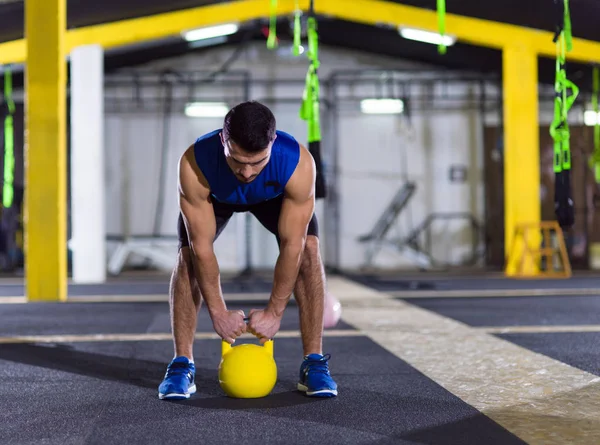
[401,295,600,327]
[0,275,274,296]
[5,274,600,444]
[496,332,600,378]
[0,295,525,445]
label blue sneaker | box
[297,353,338,397]
[158,356,196,400]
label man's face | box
[220,133,275,183]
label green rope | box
[299,15,321,142]
[437,0,447,55]
[591,66,600,182]
[551,34,578,174]
[267,0,278,49]
[563,0,573,52]
[3,65,15,209]
[551,1,578,229]
[293,0,302,56]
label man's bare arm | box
[267,144,316,316]
[179,147,247,342]
[178,146,229,319]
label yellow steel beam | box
[1,0,600,64]
[503,46,541,276]
[319,0,600,63]
[0,0,307,64]
[25,0,68,301]
[66,0,306,52]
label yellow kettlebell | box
[218,338,277,398]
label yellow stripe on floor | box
[328,276,600,445]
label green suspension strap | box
[299,0,326,198]
[293,0,302,57]
[550,0,578,229]
[3,65,15,209]
[267,0,278,49]
[437,0,447,55]
[591,67,600,182]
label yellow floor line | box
[328,276,600,445]
[0,329,362,344]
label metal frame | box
[325,69,501,270]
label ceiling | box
[1,0,599,90]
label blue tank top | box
[193,129,300,205]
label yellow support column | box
[25,0,67,301]
[503,45,541,276]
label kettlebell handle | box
[220,315,274,357]
[221,338,274,357]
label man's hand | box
[211,310,247,344]
[247,307,283,344]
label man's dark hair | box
[223,101,276,153]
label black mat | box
[0,336,525,445]
[497,332,600,377]
[0,276,275,297]
[0,301,355,337]
[400,295,600,327]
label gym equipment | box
[299,0,327,199]
[437,0,447,55]
[218,338,277,398]
[357,182,429,267]
[323,292,342,329]
[589,67,600,182]
[551,0,578,229]
[3,65,15,210]
[0,65,21,272]
[267,0,278,49]
[507,221,571,278]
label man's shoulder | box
[275,130,298,145]
[195,129,222,146]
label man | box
[158,101,338,400]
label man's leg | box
[293,234,326,356]
[250,198,327,353]
[169,246,202,360]
[292,217,337,397]
[250,200,337,397]
[159,209,232,400]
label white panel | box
[70,45,106,283]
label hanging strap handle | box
[437,0,447,55]
[550,28,578,173]
[3,65,15,209]
[593,67,600,182]
[267,0,278,49]
[293,0,302,56]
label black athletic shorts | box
[178,194,319,249]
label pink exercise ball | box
[323,292,342,329]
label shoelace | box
[305,353,332,375]
[165,362,192,378]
